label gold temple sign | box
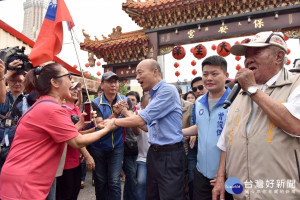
[166,34,171,42]
[253,19,264,28]
[187,30,195,39]
[218,25,228,34]
[158,12,300,46]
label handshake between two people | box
[76,100,131,134]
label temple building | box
[80,0,300,82]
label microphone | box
[223,82,241,109]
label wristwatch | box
[247,86,258,96]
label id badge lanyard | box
[1,95,19,147]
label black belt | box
[150,142,183,152]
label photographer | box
[0,58,27,172]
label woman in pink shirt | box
[56,82,95,200]
[0,63,115,200]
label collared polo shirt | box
[139,80,183,145]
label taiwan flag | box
[29,0,74,67]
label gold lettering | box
[267,135,273,143]
[253,19,264,29]
[187,30,195,39]
[268,121,275,129]
[218,25,228,34]
[230,128,234,145]
[235,115,240,127]
[166,34,171,42]
[267,129,273,135]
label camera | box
[71,114,80,125]
[0,46,34,75]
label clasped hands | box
[112,100,129,116]
[96,100,130,131]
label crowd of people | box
[0,31,299,200]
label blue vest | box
[195,87,231,179]
[91,94,127,151]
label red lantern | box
[174,62,179,68]
[283,35,289,41]
[193,44,207,59]
[236,64,242,71]
[286,59,291,65]
[192,69,197,76]
[211,44,217,51]
[172,46,186,60]
[97,79,101,83]
[217,42,231,57]
[190,47,195,53]
[191,60,196,66]
[235,56,241,61]
[96,61,101,66]
[84,72,90,78]
[287,48,291,55]
[85,63,89,68]
[175,71,180,77]
[241,38,251,44]
[73,65,77,69]
[97,71,101,76]
[234,41,240,45]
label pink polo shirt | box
[62,103,81,170]
[0,96,79,200]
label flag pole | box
[70,28,91,103]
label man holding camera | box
[0,58,27,172]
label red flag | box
[29,0,74,67]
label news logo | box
[225,177,243,195]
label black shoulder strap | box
[8,95,24,118]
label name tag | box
[5,119,12,127]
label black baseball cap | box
[101,71,119,82]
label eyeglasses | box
[54,73,72,80]
[7,79,24,85]
[192,85,204,92]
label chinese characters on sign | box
[187,29,195,39]
[218,25,228,34]
[253,19,264,28]
[244,179,296,194]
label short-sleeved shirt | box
[139,80,183,145]
[62,103,82,170]
[0,96,79,200]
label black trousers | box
[146,143,187,200]
[193,168,233,200]
[56,164,82,200]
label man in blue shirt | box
[113,59,186,200]
[183,55,233,200]
[91,71,133,200]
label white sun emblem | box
[49,0,57,8]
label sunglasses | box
[54,73,72,81]
[192,85,204,92]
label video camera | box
[0,46,34,75]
